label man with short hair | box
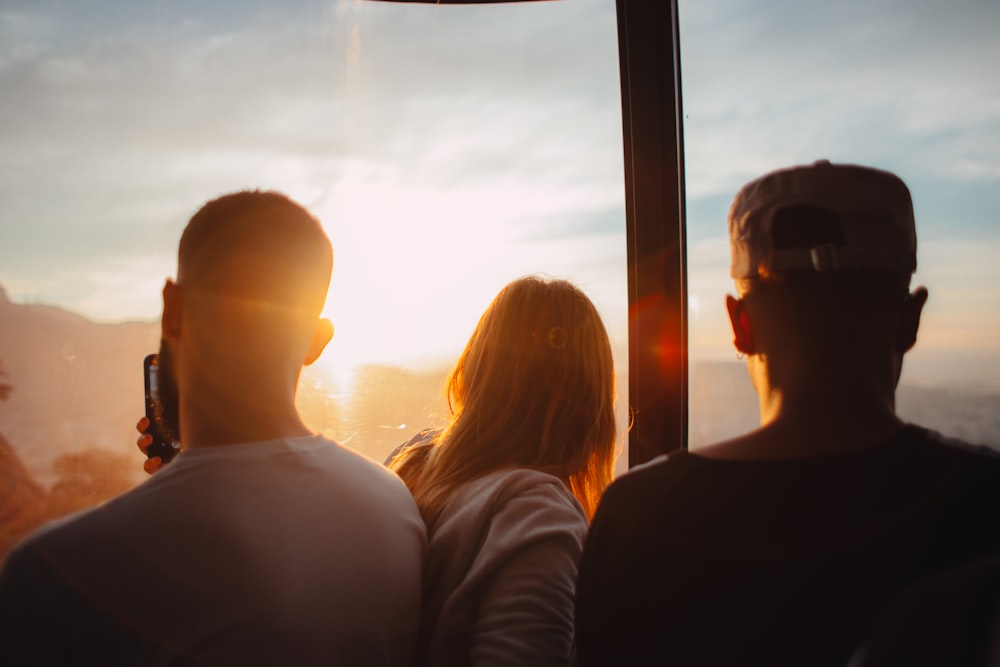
[0,191,425,666]
[574,161,1000,665]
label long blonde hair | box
[391,276,617,526]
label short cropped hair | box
[178,190,332,317]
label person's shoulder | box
[901,423,991,450]
[4,511,79,558]
[305,434,398,475]
[476,467,576,495]
[893,425,1000,575]
[600,449,693,505]
[383,428,439,467]
[312,435,419,497]
[1,501,117,582]
[282,436,423,525]
[896,424,1000,519]
[459,468,582,516]
[901,423,1000,469]
[437,468,587,544]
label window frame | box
[616,0,687,466]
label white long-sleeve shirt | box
[419,467,587,667]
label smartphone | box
[143,353,181,463]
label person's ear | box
[896,286,928,353]
[161,280,182,340]
[726,294,755,356]
[303,318,334,366]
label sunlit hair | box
[178,190,333,317]
[391,276,618,525]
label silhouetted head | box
[725,161,927,396]
[393,276,617,523]
[177,190,332,316]
[159,190,334,445]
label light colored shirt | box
[420,468,587,667]
[0,435,426,666]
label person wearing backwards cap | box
[573,160,1000,666]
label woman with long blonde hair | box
[389,275,618,666]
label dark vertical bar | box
[616,0,687,466]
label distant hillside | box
[1,283,997,494]
[0,433,46,558]
[688,361,1000,451]
[0,284,453,483]
[0,285,159,484]
[897,384,1000,448]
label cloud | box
[679,0,1000,201]
[4,0,996,393]
[0,0,626,326]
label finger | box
[143,457,162,475]
[136,416,150,434]
[137,433,153,455]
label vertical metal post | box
[617,0,688,466]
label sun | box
[305,169,561,388]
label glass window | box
[681,0,1000,451]
[0,0,627,559]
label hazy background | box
[1,0,998,559]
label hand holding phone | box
[143,354,181,464]
[136,417,166,474]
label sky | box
[677,0,1000,388]
[0,0,628,382]
[0,0,998,389]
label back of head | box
[728,161,917,366]
[177,191,332,359]
[179,190,332,316]
[396,276,617,523]
[730,160,916,282]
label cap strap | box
[770,245,915,273]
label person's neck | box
[179,392,312,449]
[696,381,903,460]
